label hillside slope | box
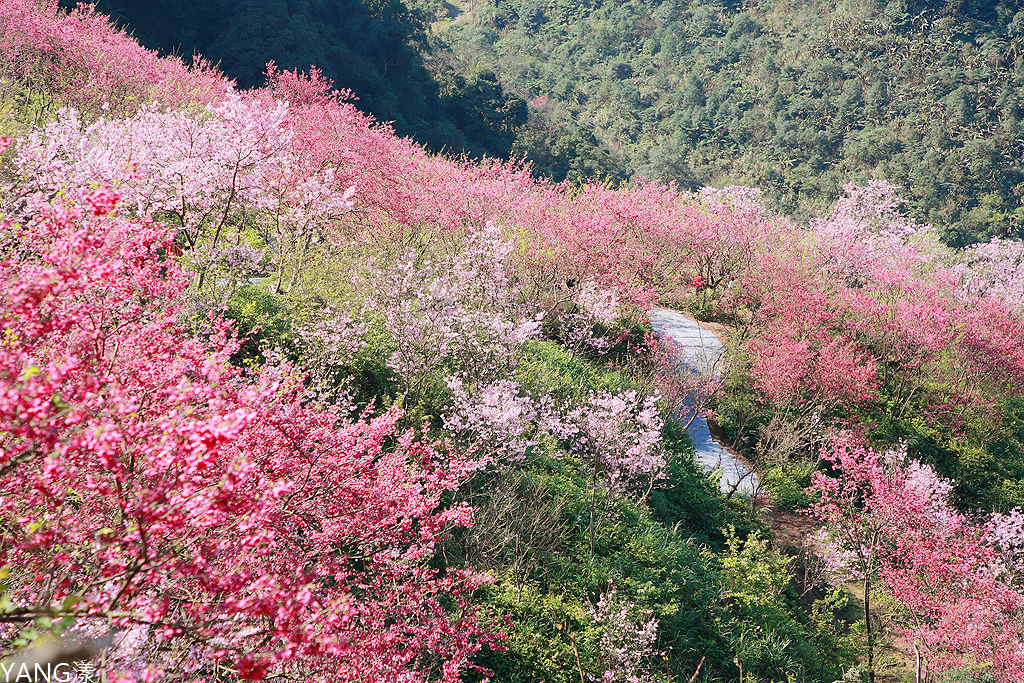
[66,0,528,159]
[3,2,1024,681]
[434,0,1024,245]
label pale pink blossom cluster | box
[950,237,1024,316]
[295,307,369,408]
[574,281,621,327]
[698,184,766,217]
[11,93,357,299]
[444,377,539,462]
[587,587,661,683]
[557,281,622,356]
[556,390,665,493]
[990,508,1024,579]
[811,180,935,294]
[368,222,540,389]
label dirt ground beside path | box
[764,501,818,550]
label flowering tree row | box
[0,0,226,120]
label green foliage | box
[514,338,632,401]
[224,285,297,366]
[436,68,528,158]
[941,667,1000,683]
[649,418,731,543]
[0,78,55,139]
[715,527,853,683]
[761,463,815,513]
[471,582,596,683]
[719,527,789,610]
[511,119,628,184]
[434,0,1024,245]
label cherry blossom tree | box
[810,433,1024,683]
[365,221,541,404]
[553,390,664,558]
[587,587,661,683]
[9,90,357,299]
[0,190,493,681]
[443,378,541,463]
[808,434,891,682]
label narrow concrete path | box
[649,307,758,496]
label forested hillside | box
[2,2,1024,682]
[433,0,1024,245]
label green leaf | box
[55,615,76,635]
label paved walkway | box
[649,307,758,496]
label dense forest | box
[3,1,1024,682]
[431,0,1024,245]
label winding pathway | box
[649,307,758,496]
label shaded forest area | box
[67,0,528,160]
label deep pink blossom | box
[0,192,493,681]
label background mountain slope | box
[432,0,1024,245]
